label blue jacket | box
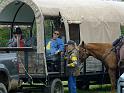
[46,38,64,55]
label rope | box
[102,47,114,60]
[20,61,33,84]
[17,52,33,84]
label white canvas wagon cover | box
[0,0,124,53]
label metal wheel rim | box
[54,82,62,93]
[0,89,5,93]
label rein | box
[83,44,116,61]
[102,46,116,60]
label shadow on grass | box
[64,84,111,93]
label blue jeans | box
[68,76,77,93]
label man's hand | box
[55,50,60,54]
[61,52,64,56]
[67,63,75,67]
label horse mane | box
[86,43,113,60]
[87,43,112,51]
[88,43,112,47]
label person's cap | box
[13,27,22,34]
[67,40,75,45]
[64,44,68,46]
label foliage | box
[0,27,10,47]
[121,26,124,35]
[0,0,4,4]
[44,19,53,39]
[0,23,37,47]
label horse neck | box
[86,43,112,61]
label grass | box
[29,82,112,93]
[64,82,111,93]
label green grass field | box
[29,82,112,93]
[64,84,111,93]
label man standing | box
[66,40,80,93]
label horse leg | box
[108,68,116,93]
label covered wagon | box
[0,0,124,92]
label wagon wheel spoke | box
[54,83,61,93]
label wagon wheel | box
[45,78,64,93]
[50,78,64,93]
[0,83,7,93]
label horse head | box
[78,41,89,62]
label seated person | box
[46,30,64,61]
[46,30,64,71]
[8,27,24,47]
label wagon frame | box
[0,0,124,93]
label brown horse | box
[78,41,118,93]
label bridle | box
[79,45,89,62]
[79,44,114,62]
[79,41,116,62]
[102,46,115,60]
